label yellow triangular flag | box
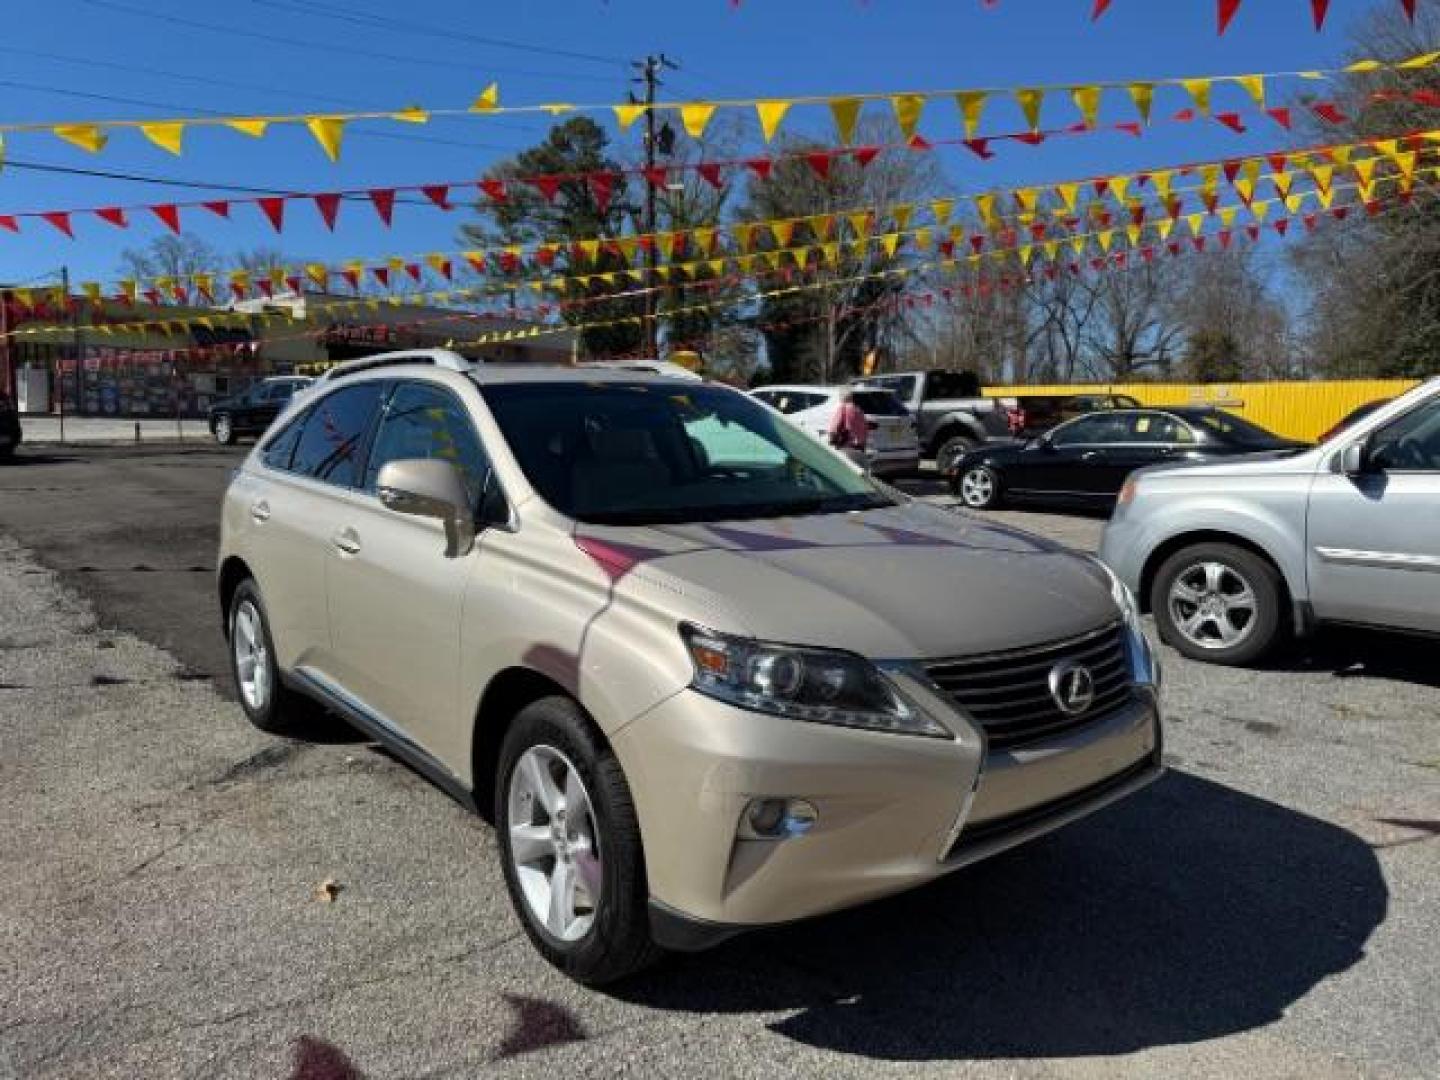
[1128,83,1155,124]
[1234,75,1266,110]
[1110,175,1131,202]
[140,123,185,155]
[881,233,902,258]
[847,212,871,239]
[305,117,345,161]
[1157,218,1176,241]
[392,106,429,124]
[471,82,500,112]
[1182,79,1212,116]
[892,94,925,139]
[53,124,108,153]
[1285,193,1307,215]
[613,104,646,132]
[829,98,862,145]
[1015,88,1045,132]
[771,221,795,248]
[955,91,987,139]
[975,193,997,226]
[1071,85,1102,128]
[893,204,913,230]
[1126,224,1142,246]
[305,263,329,289]
[931,198,954,225]
[1096,230,1115,253]
[679,103,717,140]
[1150,170,1173,200]
[755,100,792,143]
[1055,183,1080,212]
[226,118,269,138]
[1186,213,1205,238]
[1218,205,1239,228]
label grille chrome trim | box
[926,622,1133,751]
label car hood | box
[575,500,1117,660]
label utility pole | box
[633,53,678,358]
[61,266,79,444]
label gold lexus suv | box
[218,350,1162,984]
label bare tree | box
[1081,262,1184,379]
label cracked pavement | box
[1,445,1437,1078]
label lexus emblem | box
[1048,660,1096,716]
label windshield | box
[852,390,908,417]
[1185,410,1289,448]
[482,381,896,525]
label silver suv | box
[1101,377,1440,666]
[218,349,1162,984]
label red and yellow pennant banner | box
[4,47,1439,162]
[1085,1,1419,35]
[21,125,1434,312]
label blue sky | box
[0,0,1395,290]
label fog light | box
[740,798,818,840]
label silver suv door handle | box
[250,500,271,523]
[331,527,362,555]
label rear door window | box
[852,390,907,417]
[290,383,386,488]
[260,407,311,471]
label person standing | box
[828,389,870,469]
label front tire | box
[955,464,1003,509]
[1151,543,1284,666]
[213,413,236,445]
[497,697,660,985]
[227,579,313,734]
[935,433,979,475]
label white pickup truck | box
[853,369,1013,473]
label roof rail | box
[317,349,477,382]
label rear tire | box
[955,464,1003,509]
[227,579,314,734]
[1151,543,1284,666]
[935,434,979,476]
[496,696,660,985]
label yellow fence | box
[983,379,1423,442]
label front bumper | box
[614,682,1161,946]
[1098,512,1149,600]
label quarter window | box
[290,383,386,488]
[365,382,494,509]
[260,408,310,471]
[1051,414,1125,446]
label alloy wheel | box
[507,745,603,943]
[232,599,270,710]
[215,415,232,444]
[1167,560,1258,650]
[960,467,995,507]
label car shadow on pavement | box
[1273,625,1440,689]
[615,770,1386,1061]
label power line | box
[76,0,625,82]
[247,0,629,67]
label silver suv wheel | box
[1166,560,1257,650]
[214,414,233,445]
[507,745,603,943]
[232,598,270,711]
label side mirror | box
[1027,434,1053,451]
[376,458,476,556]
[1339,440,1370,477]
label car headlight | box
[680,624,950,738]
[1091,558,1160,687]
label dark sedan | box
[948,406,1308,510]
[208,376,311,445]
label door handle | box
[1080,451,1100,461]
[331,527,362,555]
[250,499,271,523]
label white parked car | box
[750,384,920,476]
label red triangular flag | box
[745,158,774,180]
[202,200,231,219]
[422,185,451,210]
[1312,0,1330,29]
[258,197,286,232]
[1266,108,1293,130]
[256,278,273,298]
[531,176,562,203]
[1312,103,1348,124]
[588,173,615,213]
[479,178,507,203]
[369,189,396,226]
[1332,206,1350,221]
[696,162,724,189]
[372,267,389,287]
[1246,225,1261,241]
[151,204,181,234]
[1218,229,1234,250]
[0,216,17,233]
[852,146,881,168]
[1303,213,1319,232]
[285,275,302,295]
[642,167,669,190]
[341,268,360,292]
[314,193,341,230]
[804,152,832,180]
[96,207,128,228]
[1012,132,1043,147]
[1218,0,1243,33]
[1402,0,1416,21]
[1274,219,1290,236]
[1223,159,1243,183]
[1216,112,1246,133]
[1115,122,1142,137]
[963,139,994,160]
[42,211,75,238]
[405,263,422,283]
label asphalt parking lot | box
[2,444,1437,1079]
